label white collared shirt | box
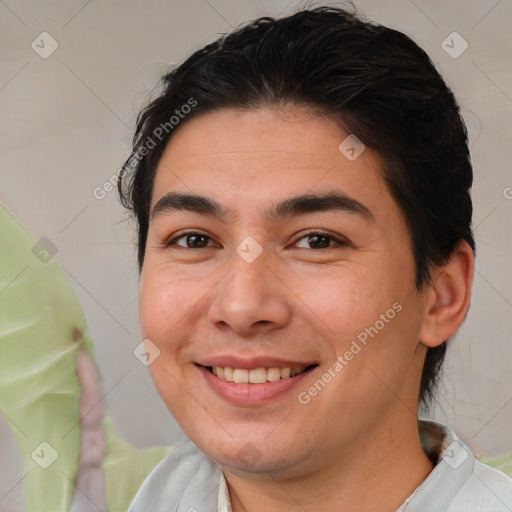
[128,420,512,511]
[216,420,512,511]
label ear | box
[419,240,475,348]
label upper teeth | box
[212,366,305,383]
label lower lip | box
[198,365,317,406]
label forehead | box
[150,107,391,219]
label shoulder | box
[446,459,512,511]
[408,420,512,511]
[127,437,220,512]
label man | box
[118,6,512,511]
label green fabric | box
[101,418,173,512]
[0,202,171,512]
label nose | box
[206,246,293,337]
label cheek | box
[139,265,190,343]
[139,262,216,369]
[286,264,381,352]
[299,258,414,361]
[139,270,168,340]
[138,267,194,408]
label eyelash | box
[165,230,348,250]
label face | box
[139,107,431,478]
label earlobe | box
[419,240,475,348]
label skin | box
[138,106,474,512]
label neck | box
[225,411,434,512]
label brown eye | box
[306,234,331,249]
[185,234,209,248]
[167,232,213,248]
[295,232,345,250]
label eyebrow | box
[150,190,374,223]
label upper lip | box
[196,356,318,370]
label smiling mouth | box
[205,364,318,384]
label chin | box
[191,432,310,478]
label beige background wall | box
[1,0,511,507]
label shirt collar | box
[217,419,469,512]
[218,470,232,512]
